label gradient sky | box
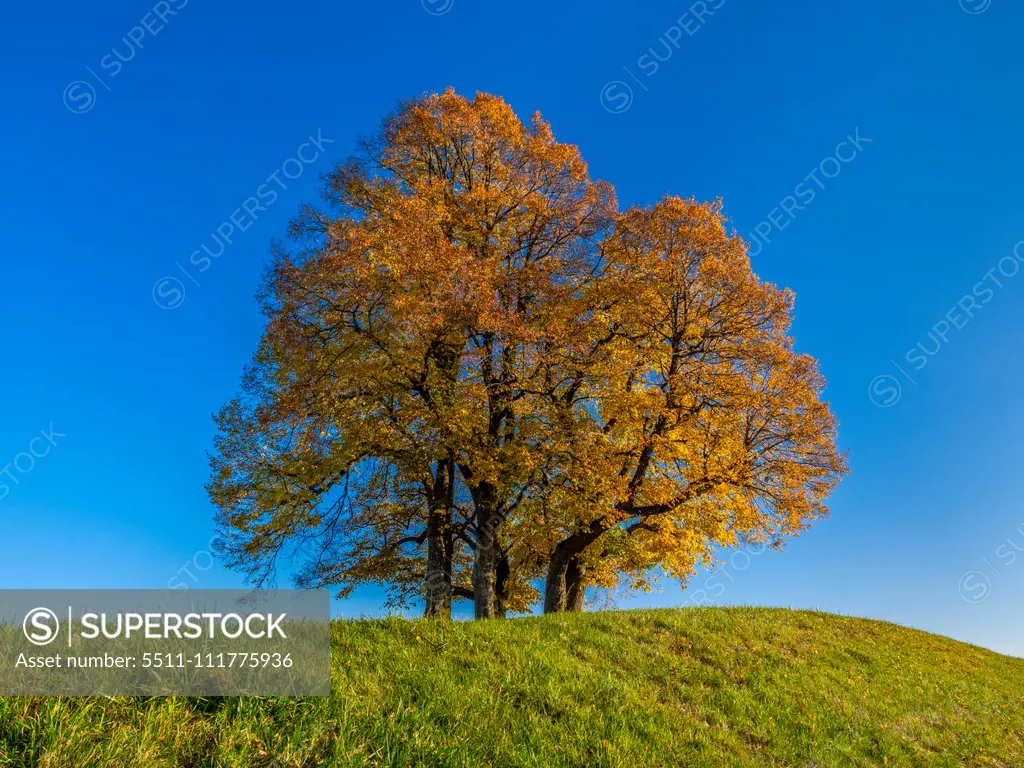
[2,0,1023,656]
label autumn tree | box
[209,89,615,619]
[527,197,847,612]
[207,90,847,620]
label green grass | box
[1,607,1021,766]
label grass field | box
[1,607,1021,767]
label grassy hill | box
[1,607,1022,767]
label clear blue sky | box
[2,0,1023,656]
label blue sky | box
[2,0,1023,656]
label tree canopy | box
[207,89,848,619]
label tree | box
[533,198,847,612]
[209,89,615,618]
[207,90,847,619]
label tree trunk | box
[423,459,453,619]
[425,343,460,618]
[544,520,610,614]
[424,511,452,618]
[495,553,510,619]
[544,551,569,614]
[472,484,500,619]
[473,521,497,619]
[441,459,455,606]
[565,555,585,612]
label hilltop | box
[1,607,1021,766]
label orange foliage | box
[207,90,848,619]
